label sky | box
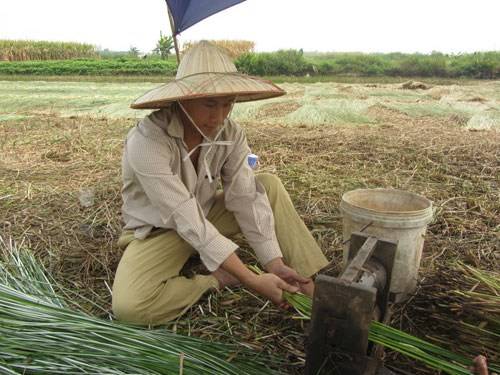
[1,0,499,54]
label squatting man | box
[112,41,329,324]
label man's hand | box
[247,273,299,306]
[265,258,310,286]
[219,253,298,307]
[265,258,315,297]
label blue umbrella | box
[165,0,247,61]
[166,0,246,35]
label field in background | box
[1,79,498,130]
[0,77,499,373]
[0,40,97,61]
[1,39,498,78]
[0,74,484,84]
[0,39,255,61]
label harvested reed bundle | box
[0,237,281,375]
[368,322,475,375]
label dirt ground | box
[0,80,499,374]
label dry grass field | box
[0,78,498,374]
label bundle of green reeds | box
[0,237,280,374]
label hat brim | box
[130,72,286,109]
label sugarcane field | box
[0,1,499,374]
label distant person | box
[111,41,329,325]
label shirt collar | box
[142,107,183,140]
[159,106,184,139]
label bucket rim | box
[341,188,433,216]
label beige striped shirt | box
[121,106,282,271]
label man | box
[112,41,329,325]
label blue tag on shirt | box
[247,153,258,169]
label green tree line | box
[0,50,498,78]
[236,50,499,79]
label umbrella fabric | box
[166,0,246,35]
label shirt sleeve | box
[221,123,283,266]
[125,131,238,272]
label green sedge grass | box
[0,238,282,375]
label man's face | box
[180,96,235,136]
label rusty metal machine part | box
[359,259,387,293]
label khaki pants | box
[112,173,328,325]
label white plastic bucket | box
[340,188,433,302]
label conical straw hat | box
[131,41,285,109]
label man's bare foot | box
[473,355,489,375]
[212,268,240,289]
[299,280,315,297]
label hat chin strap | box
[178,100,236,183]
